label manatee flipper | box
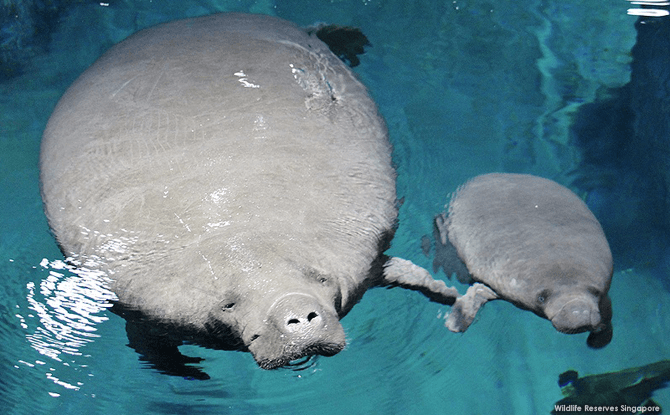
[124,318,210,380]
[382,257,460,305]
[433,213,473,284]
[434,212,449,246]
[445,283,499,332]
[114,304,210,380]
[587,295,613,348]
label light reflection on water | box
[17,258,116,392]
[626,0,670,16]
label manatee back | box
[40,13,396,324]
[446,173,613,298]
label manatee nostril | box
[286,312,320,327]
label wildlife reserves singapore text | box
[554,404,661,413]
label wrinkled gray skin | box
[435,173,614,348]
[40,13,458,373]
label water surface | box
[1,1,668,414]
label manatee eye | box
[305,268,330,285]
[537,289,550,304]
[219,292,241,312]
[587,287,601,297]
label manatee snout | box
[270,293,339,340]
[548,297,601,334]
[247,293,345,369]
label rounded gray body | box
[40,13,397,369]
[444,173,613,347]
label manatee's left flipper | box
[382,257,460,305]
[445,283,499,332]
[587,294,613,348]
[433,213,473,284]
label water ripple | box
[16,258,117,391]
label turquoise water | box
[1,1,669,414]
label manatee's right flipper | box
[382,257,460,305]
[587,294,613,348]
[113,304,210,380]
[445,283,499,332]
[124,318,210,380]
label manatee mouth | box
[549,297,601,334]
[247,292,346,370]
[254,340,345,370]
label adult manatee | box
[40,13,457,377]
[434,173,614,348]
